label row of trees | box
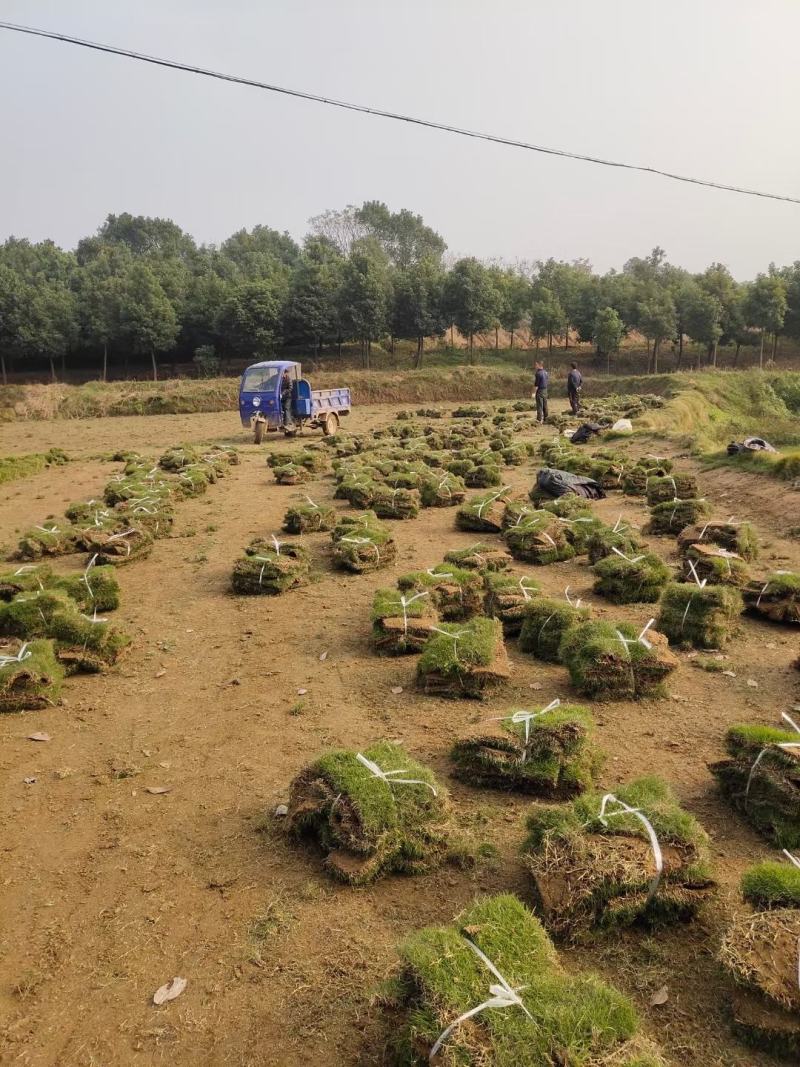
[0,202,798,382]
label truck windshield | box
[241,367,279,393]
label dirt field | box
[0,403,798,1066]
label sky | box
[1,0,799,278]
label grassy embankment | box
[631,372,800,479]
[0,365,678,422]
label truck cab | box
[238,360,299,431]
[239,360,351,442]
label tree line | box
[0,200,798,383]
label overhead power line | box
[2,19,799,206]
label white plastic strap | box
[35,525,59,535]
[745,713,800,802]
[355,752,437,795]
[616,618,655,655]
[687,559,708,589]
[475,486,510,518]
[612,515,628,533]
[340,536,380,562]
[429,937,531,1061]
[395,591,429,634]
[611,547,646,564]
[83,553,99,600]
[755,581,770,608]
[0,642,32,669]
[518,576,536,601]
[782,849,800,870]
[564,586,582,609]
[490,699,561,745]
[304,496,319,509]
[598,793,663,905]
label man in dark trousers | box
[533,361,549,423]
[567,361,583,415]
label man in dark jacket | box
[533,361,549,423]
[280,372,295,430]
[567,362,583,415]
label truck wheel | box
[253,419,266,444]
[322,412,339,436]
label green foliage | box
[593,306,624,358]
[443,258,502,348]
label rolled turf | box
[709,723,800,849]
[518,597,590,663]
[284,740,448,885]
[382,893,666,1066]
[677,519,759,561]
[371,588,438,654]
[522,776,715,936]
[416,617,511,699]
[450,703,601,796]
[560,620,678,700]
[232,542,310,594]
[592,551,672,604]
[482,572,540,636]
[0,638,64,712]
[719,908,800,1061]
[647,498,710,535]
[743,572,800,624]
[657,581,743,648]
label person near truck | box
[567,361,583,415]
[280,372,295,429]
[533,361,549,423]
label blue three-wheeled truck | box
[238,360,351,443]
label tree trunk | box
[651,338,660,374]
[151,347,158,382]
[49,357,57,382]
[102,342,108,382]
[773,332,779,362]
[547,330,553,354]
[0,353,6,386]
[678,332,683,366]
[734,342,741,365]
[563,328,569,349]
[495,325,499,350]
[509,330,514,350]
[450,324,454,347]
[712,340,718,367]
[390,335,395,356]
[759,329,765,370]
[366,339,371,369]
[414,335,423,370]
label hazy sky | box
[1,0,799,277]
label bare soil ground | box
[0,404,798,1066]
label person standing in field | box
[567,361,583,415]
[533,361,549,423]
